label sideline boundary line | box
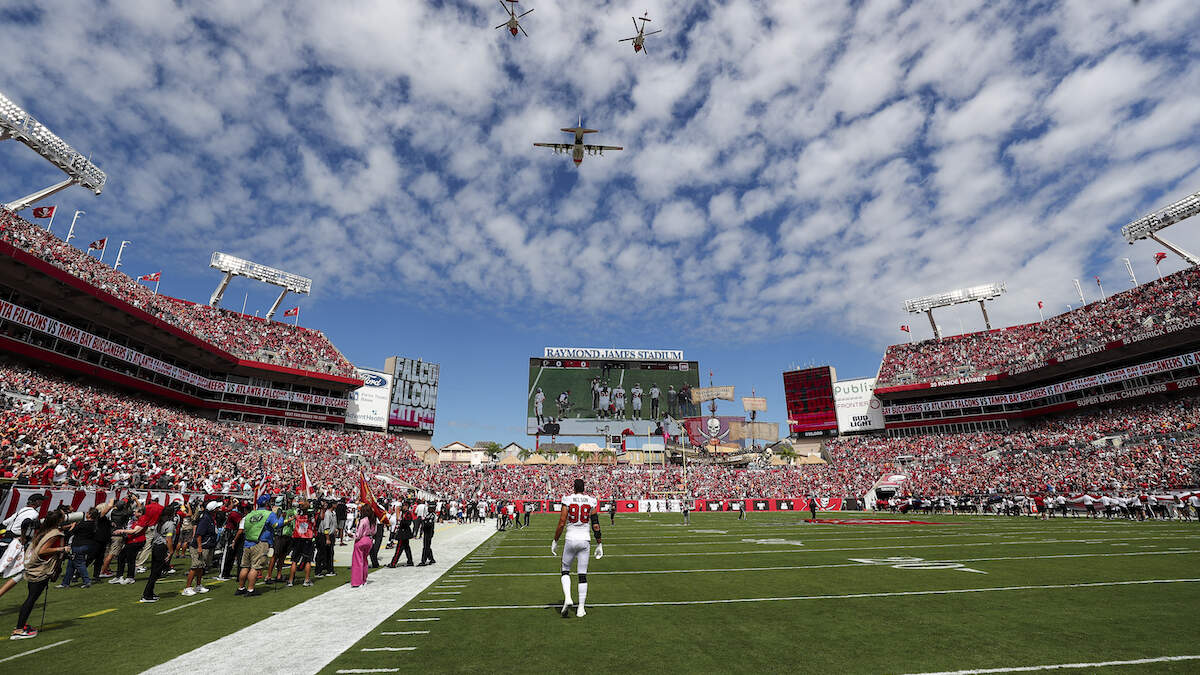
[0,639,72,664]
[460,549,1200,578]
[901,654,1200,674]
[411,577,1200,612]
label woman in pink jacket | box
[350,508,376,588]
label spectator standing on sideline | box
[140,504,177,603]
[351,508,376,587]
[335,499,348,546]
[288,502,316,587]
[318,501,338,577]
[418,501,436,566]
[388,501,414,567]
[182,502,218,596]
[235,496,282,597]
[12,510,68,639]
[218,501,243,580]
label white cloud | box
[0,0,1197,350]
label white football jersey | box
[561,493,598,541]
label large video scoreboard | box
[528,348,699,437]
[783,366,838,437]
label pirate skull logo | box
[697,416,729,443]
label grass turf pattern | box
[0,565,348,672]
[324,513,1200,674]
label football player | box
[613,385,626,420]
[630,384,643,420]
[534,388,546,425]
[551,478,603,618]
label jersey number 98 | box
[567,504,591,524]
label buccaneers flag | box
[283,307,299,317]
[88,238,107,251]
[31,206,56,219]
[358,470,389,524]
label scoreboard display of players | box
[528,353,700,437]
[782,366,838,437]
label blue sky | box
[2,0,1199,446]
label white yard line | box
[461,549,1200,577]
[361,647,416,652]
[144,524,495,675]
[335,669,399,674]
[527,366,544,400]
[412,577,1200,612]
[381,631,430,635]
[901,654,1200,674]
[396,617,440,622]
[479,535,1199,559]
[0,639,72,664]
[156,598,212,614]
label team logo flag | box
[88,238,106,251]
[31,206,55,219]
[1154,252,1167,264]
[358,470,389,524]
[283,306,299,317]
[138,272,160,282]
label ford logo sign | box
[360,373,387,387]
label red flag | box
[1154,252,1167,265]
[358,470,388,524]
[899,325,910,333]
[299,461,314,499]
[31,206,56,219]
[138,272,160,282]
[1037,301,1044,309]
[88,238,106,251]
[283,306,299,317]
[1095,276,1101,287]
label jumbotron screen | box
[783,366,838,437]
[528,357,700,436]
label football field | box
[326,512,1200,674]
[2,513,1198,674]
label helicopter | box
[618,12,662,54]
[495,0,533,37]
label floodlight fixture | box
[209,251,312,320]
[903,282,1006,339]
[0,90,107,211]
[1121,189,1200,266]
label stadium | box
[2,3,1200,674]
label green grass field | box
[0,561,346,672]
[326,513,1200,674]
[4,513,1199,674]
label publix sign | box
[833,377,884,433]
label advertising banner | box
[0,297,350,409]
[834,377,885,433]
[345,368,392,429]
[388,357,439,433]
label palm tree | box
[483,441,503,463]
[518,448,533,463]
[774,443,798,465]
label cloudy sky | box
[2,0,1199,445]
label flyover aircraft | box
[533,118,623,166]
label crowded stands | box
[0,210,355,377]
[877,267,1200,387]
[3,356,1199,504]
[0,361,413,499]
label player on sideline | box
[551,478,604,618]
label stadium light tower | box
[209,251,312,320]
[903,282,1006,340]
[0,90,107,211]
[1121,188,1200,266]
